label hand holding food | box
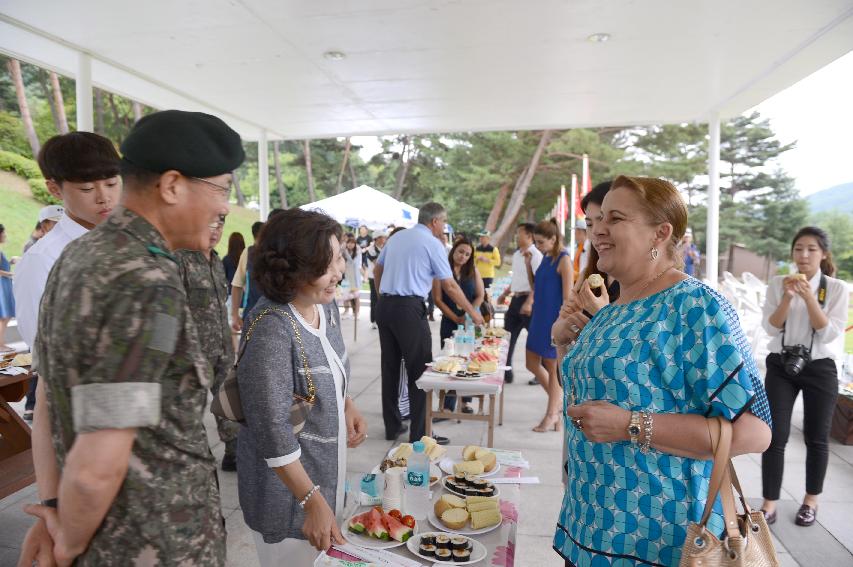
[578,276,610,315]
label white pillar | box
[706,113,720,286]
[258,130,269,221]
[75,53,93,132]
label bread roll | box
[462,445,480,461]
[427,444,446,461]
[441,508,469,530]
[434,498,453,518]
[467,500,499,513]
[470,508,501,529]
[587,273,605,289]
[474,448,497,472]
[420,436,437,453]
[453,460,485,475]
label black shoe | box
[433,435,450,445]
[528,378,539,386]
[385,424,408,441]
[504,371,514,384]
[461,404,474,414]
[221,454,237,472]
[761,509,776,525]
[795,504,816,527]
[401,414,411,421]
[433,417,449,423]
[22,410,34,422]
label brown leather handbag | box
[679,417,779,567]
[211,306,315,433]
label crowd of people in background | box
[1,109,848,567]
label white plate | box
[427,509,502,536]
[441,475,501,498]
[451,373,484,381]
[342,514,417,550]
[406,531,487,565]
[440,460,501,478]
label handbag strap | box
[236,306,316,404]
[699,417,736,531]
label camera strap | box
[781,273,828,352]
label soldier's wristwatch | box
[628,411,642,444]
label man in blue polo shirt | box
[375,202,484,443]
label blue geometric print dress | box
[554,278,771,567]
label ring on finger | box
[570,324,580,333]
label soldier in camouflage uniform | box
[21,110,244,566]
[176,216,240,471]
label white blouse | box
[762,271,849,361]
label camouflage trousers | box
[212,354,239,458]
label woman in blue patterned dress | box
[526,219,573,432]
[552,176,772,566]
[0,224,15,351]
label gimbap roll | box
[453,548,472,562]
[435,548,453,561]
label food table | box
[325,445,523,567]
[415,334,508,448]
[0,353,35,499]
[831,388,853,445]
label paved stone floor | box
[2,312,852,566]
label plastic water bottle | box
[404,441,431,520]
[454,325,465,356]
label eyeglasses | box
[208,214,227,230]
[185,175,232,198]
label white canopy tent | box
[300,185,419,231]
[1,0,852,284]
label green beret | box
[120,110,245,177]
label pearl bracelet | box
[298,484,321,509]
[640,411,654,454]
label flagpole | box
[570,174,578,259]
[582,154,590,195]
[559,185,566,238]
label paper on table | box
[489,476,540,484]
[0,366,28,376]
[490,449,529,469]
[331,543,425,567]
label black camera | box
[781,344,811,376]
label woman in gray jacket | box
[236,209,368,565]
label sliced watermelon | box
[348,511,368,534]
[382,512,414,543]
[366,508,390,540]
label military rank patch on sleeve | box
[149,313,179,354]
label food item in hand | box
[393,443,413,460]
[467,499,499,513]
[474,448,497,472]
[470,508,501,529]
[587,273,605,289]
[440,507,470,530]
[793,273,807,281]
[434,493,467,517]
[454,460,485,475]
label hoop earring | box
[649,247,659,261]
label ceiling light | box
[587,33,610,43]
[323,50,346,61]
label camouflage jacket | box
[36,207,225,566]
[175,249,234,391]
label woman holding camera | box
[761,226,849,527]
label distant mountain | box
[807,182,853,214]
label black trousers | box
[503,293,531,382]
[762,353,838,499]
[376,295,431,441]
[368,279,378,323]
[25,372,38,412]
[482,277,493,290]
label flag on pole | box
[559,184,567,236]
[581,154,591,196]
[570,174,578,258]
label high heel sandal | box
[533,412,561,432]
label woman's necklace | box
[620,265,674,304]
[293,303,318,326]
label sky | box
[355,50,853,198]
[753,50,853,196]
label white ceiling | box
[1,0,852,140]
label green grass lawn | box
[0,179,260,260]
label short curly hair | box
[253,209,343,304]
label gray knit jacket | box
[236,297,349,543]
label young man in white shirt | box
[13,132,121,420]
[497,223,542,383]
